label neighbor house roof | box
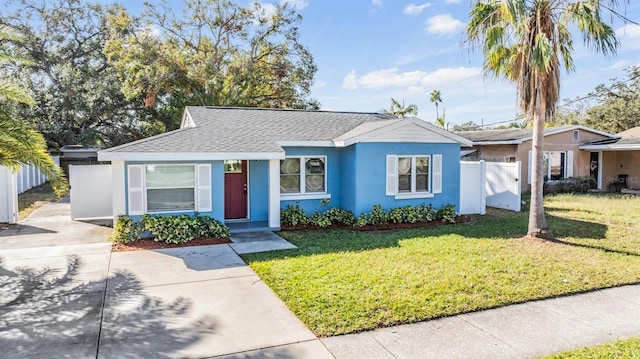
[99,107,472,161]
[579,126,640,151]
[455,125,615,145]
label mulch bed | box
[112,237,232,252]
[281,216,471,231]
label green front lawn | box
[542,336,640,359]
[242,194,640,337]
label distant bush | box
[544,176,596,194]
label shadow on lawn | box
[252,210,629,261]
[0,255,216,358]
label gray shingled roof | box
[455,125,603,143]
[616,126,640,145]
[101,107,398,154]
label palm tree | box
[467,0,624,239]
[429,90,442,121]
[0,25,67,195]
[388,97,418,118]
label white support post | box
[111,161,126,224]
[268,159,281,229]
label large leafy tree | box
[105,0,319,130]
[0,0,162,150]
[556,65,640,133]
[467,0,625,239]
[0,25,66,194]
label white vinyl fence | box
[0,156,60,223]
[459,160,522,215]
[69,164,113,220]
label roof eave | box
[579,144,640,151]
[97,151,285,161]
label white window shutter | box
[128,165,145,215]
[566,151,574,178]
[386,155,397,196]
[196,164,212,212]
[527,150,532,184]
[432,154,443,194]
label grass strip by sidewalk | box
[242,194,640,337]
[542,336,640,359]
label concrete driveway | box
[0,199,332,358]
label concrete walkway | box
[0,199,332,358]
[323,284,640,358]
[3,199,640,358]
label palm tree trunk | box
[528,102,552,239]
[435,103,439,120]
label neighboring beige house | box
[580,126,640,192]
[456,125,617,192]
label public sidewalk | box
[323,284,640,359]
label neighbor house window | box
[397,156,430,193]
[543,152,565,181]
[280,156,326,194]
[573,130,579,141]
[386,154,442,198]
[145,165,196,212]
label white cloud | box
[403,3,431,15]
[313,80,328,89]
[252,2,278,21]
[420,67,482,86]
[372,0,383,6]
[446,0,460,3]
[609,60,630,70]
[281,0,308,10]
[616,24,640,49]
[425,14,465,35]
[342,66,482,90]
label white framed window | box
[127,164,211,215]
[527,150,574,183]
[386,154,442,199]
[280,156,329,199]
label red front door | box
[224,160,248,219]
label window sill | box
[394,192,434,200]
[280,193,331,201]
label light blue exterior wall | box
[124,160,225,222]
[120,142,461,223]
[248,160,269,221]
[279,147,342,214]
[345,142,461,215]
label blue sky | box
[111,0,640,127]
[287,0,640,127]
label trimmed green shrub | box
[109,215,143,244]
[110,214,229,245]
[355,213,368,227]
[324,207,356,226]
[387,207,405,224]
[367,204,388,226]
[309,212,332,227]
[436,204,457,223]
[281,203,309,226]
[544,176,596,194]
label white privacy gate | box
[69,164,113,220]
[460,161,486,215]
[460,161,521,214]
[485,161,521,212]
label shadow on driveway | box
[0,255,216,359]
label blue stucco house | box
[98,107,472,231]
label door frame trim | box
[224,160,250,221]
